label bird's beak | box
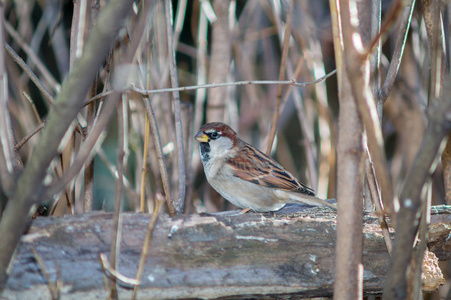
[195,131,209,143]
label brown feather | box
[227,142,315,196]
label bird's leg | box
[239,208,252,214]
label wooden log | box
[3,205,449,299]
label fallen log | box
[3,205,449,299]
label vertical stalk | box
[165,0,186,214]
[0,3,15,201]
[108,96,126,299]
[331,0,365,298]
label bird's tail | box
[280,191,337,210]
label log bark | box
[3,205,449,299]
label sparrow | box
[194,122,336,212]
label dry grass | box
[0,0,450,298]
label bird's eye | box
[210,132,219,139]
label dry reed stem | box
[83,0,101,213]
[379,0,416,103]
[340,0,395,221]
[4,21,61,93]
[0,6,15,189]
[266,0,294,155]
[165,0,186,214]
[5,43,55,105]
[365,154,393,255]
[31,245,61,300]
[143,96,175,216]
[99,253,140,287]
[384,94,451,298]
[108,97,127,299]
[132,194,163,300]
[331,0,365,298]
[140,114,150,212]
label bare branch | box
[165,0,186,214]
[132,194,163,299]
[14,122,46,151]
[0,0,136,291]
[131,70,337,96]
[142,97,176,216]
[339,0,395,220]
[82,0,101,213]
[4,21,61,93]
[108,98,126,298]
[365,152,393,255]
[0,5,16,195]
[329,0,364,299]
[383,80,451,299]
[378,0,416,103]
[5,43,55,105]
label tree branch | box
[383,77,451,299]
[0,0,135,291]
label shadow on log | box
[3,205,450,299]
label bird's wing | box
[226,143,315,195]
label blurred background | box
[5,0,446,212]
[2,0,450,297]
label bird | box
[194,122,336,212]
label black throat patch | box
[199,142,210,163]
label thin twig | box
[23,91,42,124]
[4,21,61,93]
[70,0,88,68]
[364,0,404,60]
[132,194,164,300]
[378,0,416,103]
[165,0,186,214]
[0,7,15,181]
[83,0,101,213]
[140,115,150,212]
[131,70,336,96]
[5,43,55,105]
[108,97,126,299]
[84,90,115,106]
[181,102,194,214]
[173,0,187,50]
[266,0,294,155]
[142,97,176,216]
[31,245,60,300]
[83,99,96,212]
[99,253,140,288]
[48,154,73,216]
[410,181,430,300]
[14,122,46,151]
[365,153,393,255]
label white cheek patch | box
[209,137,233,159]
